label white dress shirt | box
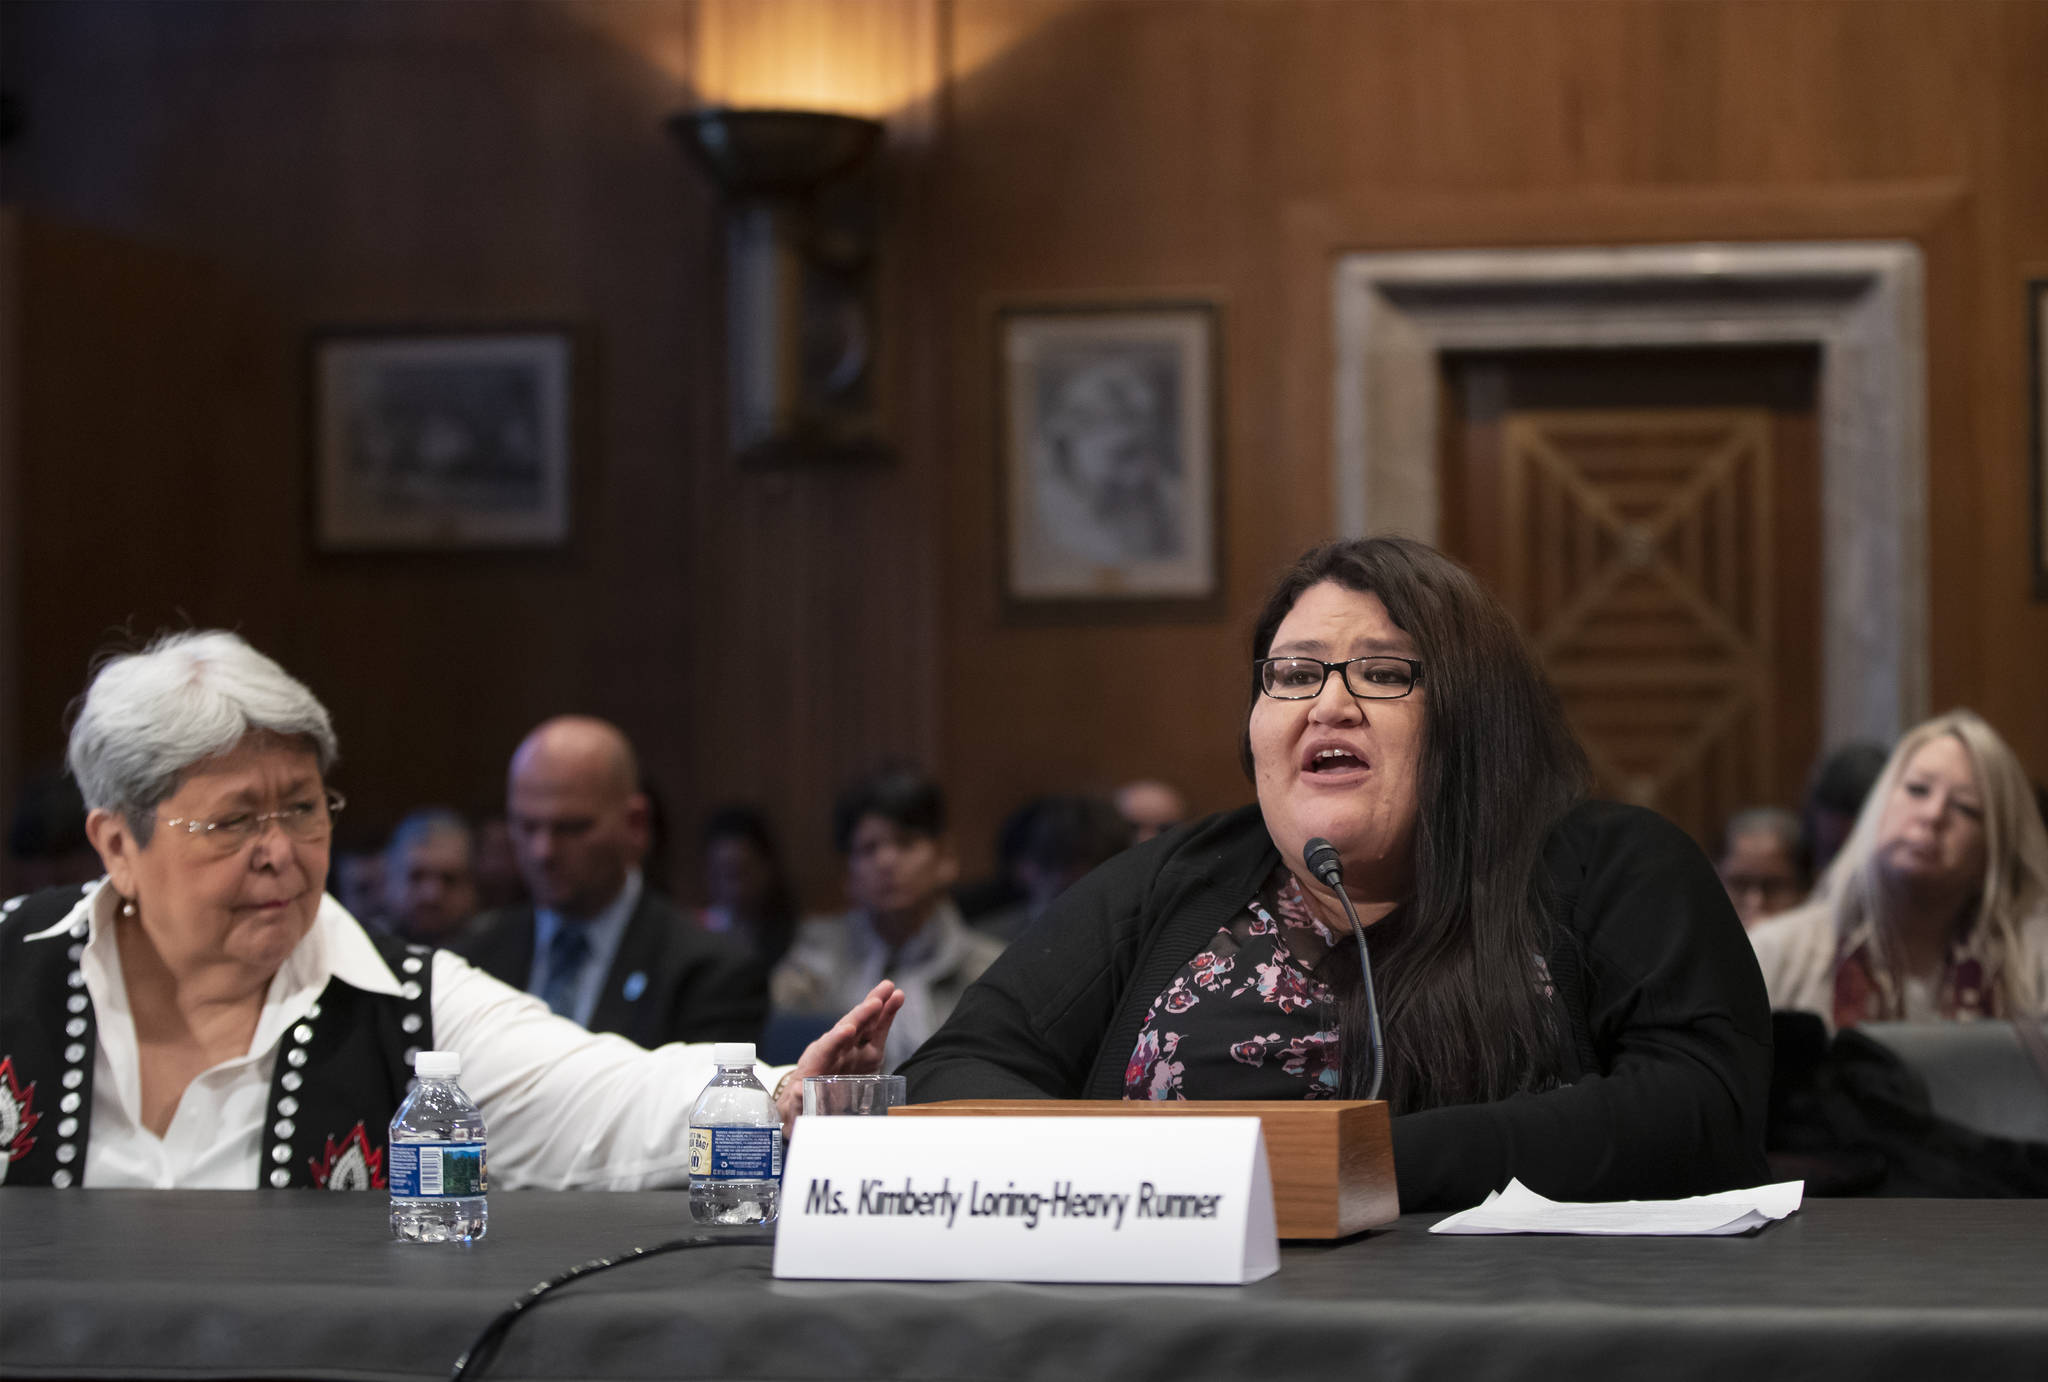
[29,881,779,1191]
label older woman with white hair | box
[0,631,899,1190]
[1750,709,2048,1028]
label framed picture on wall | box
[2032,278,2048,599]
[310,328,574,551]
[997,302,1221,617]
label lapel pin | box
[622,971,648,1002]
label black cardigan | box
[900,800,1773,1211]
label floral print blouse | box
[1123,865,1347,1101]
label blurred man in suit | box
[458,716,766,1046]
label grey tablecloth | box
[2,1190,2044,1381]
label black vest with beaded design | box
[0,885,435,1190]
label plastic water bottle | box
[389,1050,487,1243]
[688,1042,781,1225]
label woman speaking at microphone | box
[900,537,1771,1211]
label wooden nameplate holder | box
[890,1100,1398,1240]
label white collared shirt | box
[26,881,779,1191]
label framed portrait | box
[310,328,574,551]
[998,302,1221,616]
[2033,278,2048,599]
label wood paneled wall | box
[929,0,2048,862]
[0,214,20,847]
[0,0,944,903]
[2,0,2043,901]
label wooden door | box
[1442,349,1822,845]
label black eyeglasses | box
[1255,656,1422,701]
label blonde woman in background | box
[1750,710,2048,1030]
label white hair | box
[1814,708,2048,1015]
[67,630,338,843]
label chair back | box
[1856,1021,2048,1143]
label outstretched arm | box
[775,981,907,1133]
[898,851,1153,1104]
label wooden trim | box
[1292,179,1969,255]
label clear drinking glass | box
[802,1074,907,1117]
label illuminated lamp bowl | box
[673,108,883,197]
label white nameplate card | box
[773,1115,1279,1284]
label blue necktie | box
[543,923,591,1021]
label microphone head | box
[1302,837,1343,888]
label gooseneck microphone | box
[1303,837,1386,1102]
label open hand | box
[777,980,906,1134]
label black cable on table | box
[449,1230,775,1382]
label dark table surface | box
[3,1190,2044,1382]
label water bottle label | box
[688,1125,781,1181]
[389,1142,487,1198]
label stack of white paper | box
[1429,1179,1803,1236]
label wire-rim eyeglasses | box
[157,791,347,852]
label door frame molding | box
[1331,240,1926,747]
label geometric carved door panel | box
[1496,409,1779,844]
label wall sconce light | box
[670,107,887,465]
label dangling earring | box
[119,897,137,918]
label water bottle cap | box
[413,1050,461,1079]
[712,1042,756,1067]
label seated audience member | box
[774,767,1005,1073]
[458,717,768,1046]
[1750,710,2048,1028]
[0,632,899,1189]
[1115,778,1189,844]
[470,814,529,911]
[1716,806,1810,930]
[381,807,479,944]
[975,794,1132,943]
[1802,740,1892,878]
[951,797,1039,923]
[6,770,100,893]
[900,537,1772,1212]
[328,826,388,933]
[695,805,800,969]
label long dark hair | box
[1244,537,1590,1112]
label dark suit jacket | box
[456,887,768,1048]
